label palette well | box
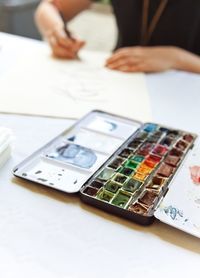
[13,110,199,237]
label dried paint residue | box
[189,166,200,185]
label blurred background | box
[0,0,116,51]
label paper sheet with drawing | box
[0,46,151,121]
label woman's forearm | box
[35,0,91,39]
[173,47,200,74]
[35,1,64,38]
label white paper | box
[0,127,12,168]
[155,139,200,238]
[0,46,151,121]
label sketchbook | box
[0,46,151,121]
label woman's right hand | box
[46,26,85,59]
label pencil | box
[59,11,75,41]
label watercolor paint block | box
[137,165,153,175]
[123,178,143,193]
[169,148,183,157]
[139,190,159,207]
[128,140,143,149]
[143,123,158,133]
[157,163,174,177]
[97,167,115,181]
[112,173,128,185]
[125,160,139,170]
[105,180,121,193]
[160,136,174,147]
[147,136,160,144]
[97,189,114,202]
[131,155,145,163]
[137,143,154,156]
[152,145,168,156]
[128,202,149,215]
[83,186,99,197]
[135,131,148,141]
[90,180,104,189]
[175,140,188,151]
[165,155,180,167]
[108,157,125,170]
[118,148,134,158]
[183,134,194,143]
[120,167,134,176]
[111,191,131,208]
[133,172,147,182]
[152,130,164,138]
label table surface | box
[0,32,200,278]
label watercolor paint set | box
[13,111,200,238]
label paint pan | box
[97,189,114,202]
[125,160,139,170]
[139,190,159,207]
[97,167,115,181]
[118,148,134,158]
[112,173,128,185]
[83,186,99,197]
[143,123,158,133]
[131,155,145,163]
[90,180,104,189]
[120,167,134,176]
[111,190,131,208]
[133,172,147,182]
[128,202,149,215]
[108,157,125,170]
[123,178,143,193]
[105,180,121,193]
[156,163,174,178]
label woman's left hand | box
[105,46,178,73]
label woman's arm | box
[35,0,91,58]
[173,47,200,74]
[106,46,200,73]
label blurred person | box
[35,0,200,73]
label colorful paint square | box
[125,160,139,170]
[157,163,174,177]
[139,190,158,207]
[131,155,145,163]
[105,180,121,193]
[123,178,142,193]
[143,123,158,133]
[152,145,168,156]
[111,191,131,208]
[90,180,104,189]
[97,167,115,181]
[112,173,128,184]
[128,140,143,149]
[97,189,114,202]
[128,202,148,215]
[83,186,99,197]
[137,165,153,175]
[133,172,147,181]
[118,148,134,158]
[108,157,125,170]
[120,167,134,176]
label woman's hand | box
[106,46,178,73]
[46,26,85,59]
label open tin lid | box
[13,110,142,193]
[154,139,200,238]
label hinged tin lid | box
[13,110,142,193]
[154,139,200,238]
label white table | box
[0,32,200,278]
